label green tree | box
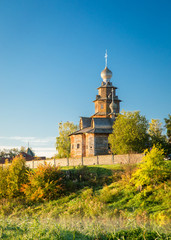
[164,114,171,143]
[149,119,163,139]
[56,121,78,158]
[131,145,170,187]
[0,165,9,198]
[7,156,28,198]
[20,146,27,153]
[108,111,149,154]
[0,156,29,199]
[148,119,168,151]
[0,148,20,160]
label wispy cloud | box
[0,136,55,143]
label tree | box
[148,119,163,139]
[0,148,20,161]
[0,156,29,198]
[6,156,28,198]
[108,111,149,154]
[20,146,27,153]
[148,119,168,151]
[56,121,78,158]
[164,114,171,143]
[131,145,170,188]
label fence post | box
[67,157,69,166]
[112,154,114,164]
[32,160,34,169]
[128,154,130,164]
[54,158,56,167]
[97,155,99,165]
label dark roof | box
[70,127,113,135]
[92,118,114,129]
[80,117,91,129]
[70,117,114,136]
[26,148,35,157]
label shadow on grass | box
[61,166,120,194]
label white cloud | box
[0,136,55,143]
[0,136,57,158]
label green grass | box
[61,164,122,171]
[0,164,170,239]
[0,217,170,240]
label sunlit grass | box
[0,217,170,240]
[0,164,170,239]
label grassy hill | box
[0,161,170,239]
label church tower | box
[70,51,122,158]
[92,51,121,118]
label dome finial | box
[105,49,108,67]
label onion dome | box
[101,66,112,83]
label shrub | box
[6,156,28,198]
[131,145,170,188]
[99,185,119,203]
[121,164,137,182]
[21,163,63,202]
[0,165,8,198]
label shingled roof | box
[79,117,91,129]
[70,117,114,135]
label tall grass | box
[0,217,170,240]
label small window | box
[77,144,80,149]
[72,144,74,149]
[101,104,104,109]
[90,146,92,149]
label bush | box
[0,165,8,198]
[7,156,28,198]
[131,145,170,188]
[21,163,63,202]
[0,156,28,199]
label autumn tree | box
[56,121,78,158]
[21,163,63,202]
[108,111,149,154]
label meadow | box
[0,148,171,239]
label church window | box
[101,104,104,109]
[77,144,80,149]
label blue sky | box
[0,0,171,157]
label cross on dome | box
[105,49,108,67]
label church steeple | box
[101,50,112,85]
[91,52,121,118]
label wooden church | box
[70,53,121,157]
